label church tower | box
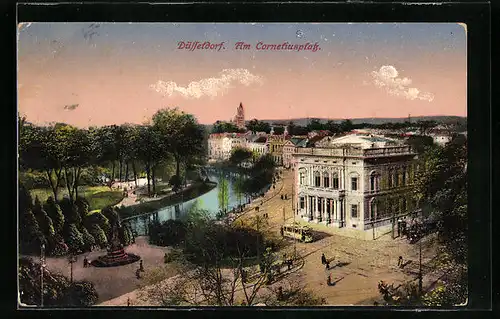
[234,102,245,129]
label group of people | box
[83,256,91,268]
[280,194,288,200]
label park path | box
[25,237,176,304]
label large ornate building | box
[293,134,419,231]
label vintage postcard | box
[17,22,468,308]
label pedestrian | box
[327,274,332,286]
[280,227,284,237]
[139,260,144,272]
[136,268,141,279]
[280,194,283,200]
[321,253,327,265]
[285,194,288,200]
[398,256,403,267]
[277,286,283,301]
[127,297,131,306]
[287,259,292,270]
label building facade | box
[268,134,286,166]
[247,140,269,158]
[282,137,308,168]
[293,134,418,231]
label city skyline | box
[18,23,467,128]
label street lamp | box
[40,243,46,307]
[68,254,77,283]
[371,218,375,240]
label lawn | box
[30,186,124,211]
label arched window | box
[314,171,321,187]
[332,172,339,189]
[323,172,330,188]
[299,171,306,185]
[370,171,380,192]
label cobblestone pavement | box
[236,169,444,306]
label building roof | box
[289,137,308,147]
[315,134,401,149]
[254,136,267,143]
[306,135,325,147]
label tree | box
[212,121,241,133]
[273,126,285,135]
[75,197,90,221]
[19,124,65,201]
[33,196,55,238]
[64,223,84,254]
[84,211,110,235]
[80,226,96,252]
[217,174,230,215]
[142,226,270,306]
[169,174,183,191]
[410,135,467,305]
[19,257,99,307]
[265,280,326,306]
[246,119,271,134]
[405,135,435,154]
[59,198,81,225]
[326,120,341,135]
[416,120,438,136]
[62,281,99,306]
[19,184,46,253]
[339,119,354,132]
[136,125,164,196]
[306,119,325,132]
[55,125,93,202]
[101,206,119,229]
[152,108,206,193]
[229,147,253,168]
[87,224,108,248]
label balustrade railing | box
[294,145,414,157]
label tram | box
[280,223,314,243]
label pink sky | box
[18,23,467,127]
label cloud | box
[150,68,264,99]
[371,65,434,102]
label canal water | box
[126,169,269,235]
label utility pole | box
[40,243,45,307]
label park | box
[18,108,468,307]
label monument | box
[91,221,140,267]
